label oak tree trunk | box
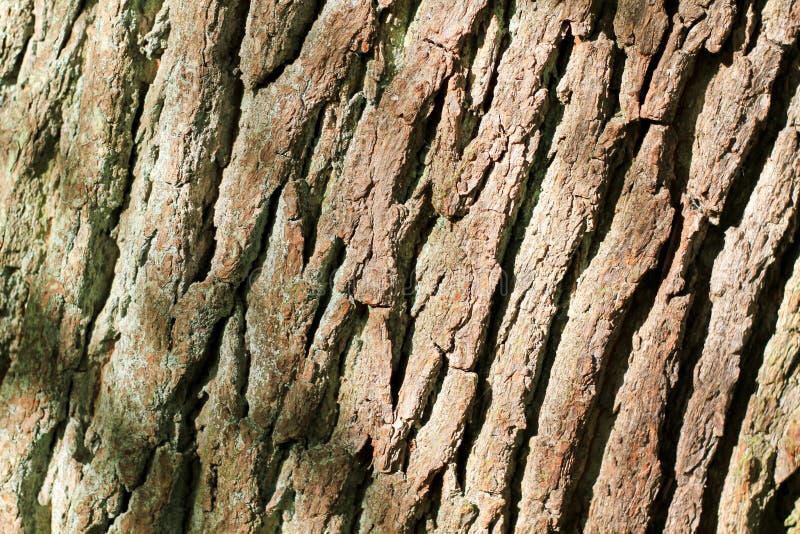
[1,0,800,532]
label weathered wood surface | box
[1,0,799,532]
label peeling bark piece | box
[640,0,737,122]
[0,0,33,83]
[187,304,284,534]
[431,0,591,218]
[360,368,477,531]
[331,0,491,308]
[686,41,790,225]
[239,0,321,89]
[269,443,368,533]
[244,181,316,430]
[107,444,187,533]
[614,0,670,120]
[332,307,395,462]
[210,0,376,284]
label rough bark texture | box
[1,0,800,532]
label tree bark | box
[1,0,799,532]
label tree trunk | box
[1,0,799,532]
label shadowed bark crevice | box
[699,211,800,533]
[648,223,721,533]
[570,241,670,531]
